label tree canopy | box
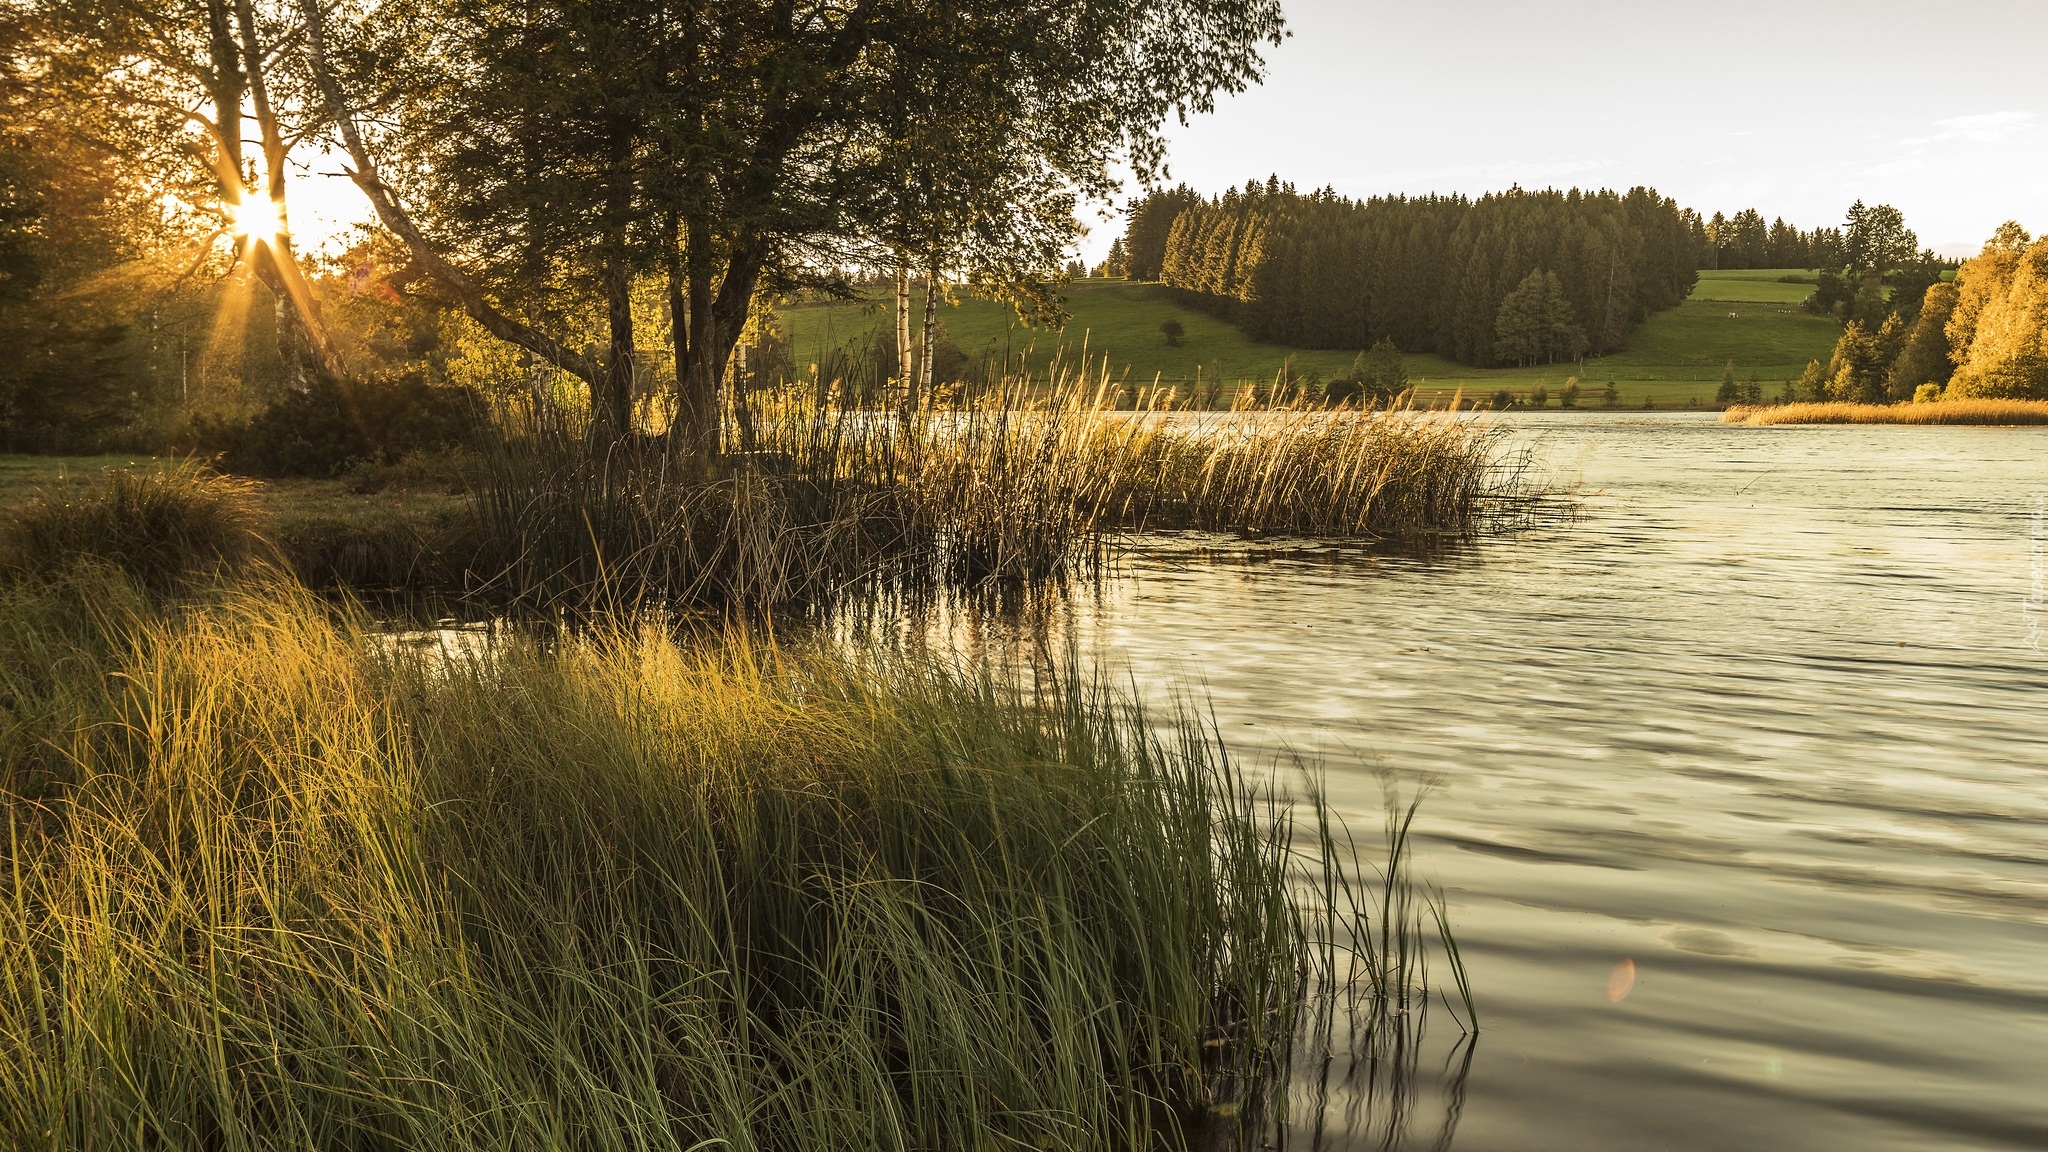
[305,0,1289,449]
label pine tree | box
[1360,337,1406,403]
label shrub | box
[190,369,482,478]
[1528,385,1549,408]
[1560,379,1580,408]
[1491,388,1515,410]
[0,460,271,590]
[1159,318,1185,346]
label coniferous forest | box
[1118,181,1880,369]
[1128,181,1697,367]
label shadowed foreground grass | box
[1722,399,2048,425]
[0,569,1458,1150]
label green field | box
[775,267,1843,408]
[1687,268,1819,305]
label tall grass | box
[0,572,1466,1150]
[469,376,1526,609]
[0,460,271,591]
[1723,398,2048,425]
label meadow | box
[776,269,1843,409]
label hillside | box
[774,268,1843,408]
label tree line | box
[1115,180,1699,367]
[1688,207,1836,270]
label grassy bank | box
[1722,399,2048,425]
[777,269,1840,410]
[0,563,1457,1149]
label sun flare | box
[229,200,283,245]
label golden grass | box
[1722,399,2048,426]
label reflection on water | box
[891,413,2048,1151]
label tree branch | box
[293,0,600,385]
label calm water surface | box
[993,412,2048,1150]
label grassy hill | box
[775,268,1843,408]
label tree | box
[1148,183,1693,363]
[1122,185,1204,281]
[1,3,218,449]
[46,0,345,390]
[1945,230,2048,400]
[1102,237,1128,278]
[1822,320,1893,403]
[1358,337,1406,403]
[303,0,1287,454]
[1493,269,1584,367]
[1843,202,1916,278]
[1888,282,1958,395]
[1159,318,1185,346]
[1797,358,1827,401]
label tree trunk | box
[894,258,913,414]
[918,260,938,399]
[601,255,635,441]
[666,215,722,459]
[234,0,344,388]
[664,212,694,445]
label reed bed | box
[0,569,1465,1151]
[472,379,1525,609]
[1723,399,2048,425]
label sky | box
[1078,0,2048,263]
[287,0,2048,266]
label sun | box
[229,200,284,246]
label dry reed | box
[471,376,1527,609]
[0,459,273,592]
[1723,399,2048,425]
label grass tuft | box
[0,459,273,591]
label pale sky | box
[1081,0,2048,263]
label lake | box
[936,411,2048,1150]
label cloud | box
[1920,111,2036,144]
